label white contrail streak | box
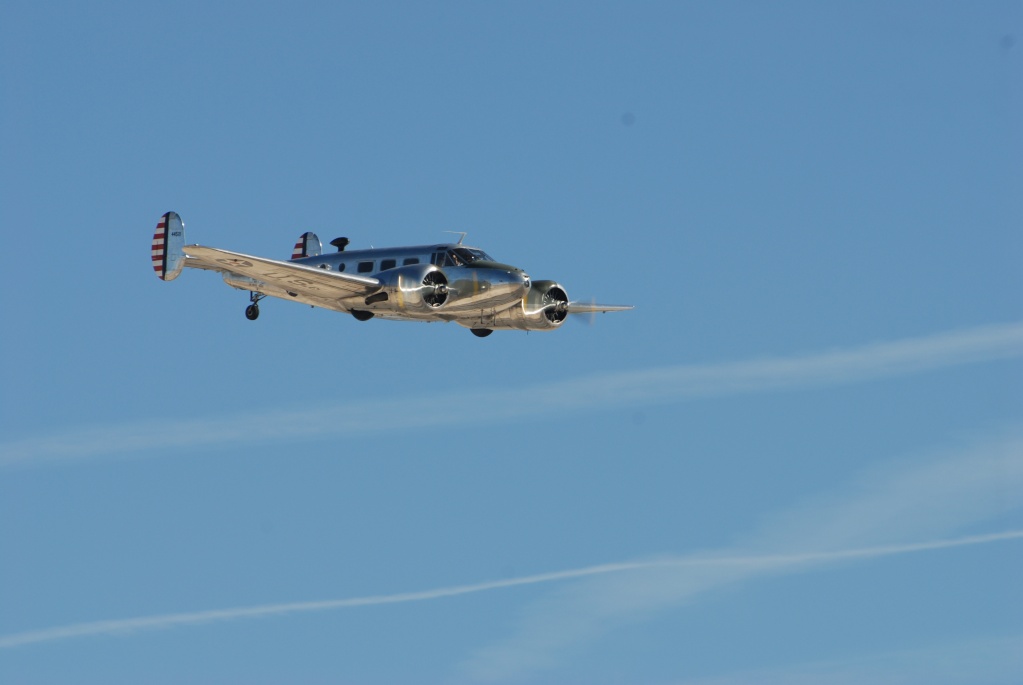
[2,321,1022,467]
[2,529,1020,650]
[459,431,1023,680]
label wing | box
[566,302,633,314]
[182,245,379,299]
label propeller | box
[534,287,632,326]
[422,271,449,307]
[540,287,570,324]
[567,297,597,326]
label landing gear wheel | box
[471,328,493,338]
[351,310,374,322]
[246,291,265,320]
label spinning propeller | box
[422,270,449,307]
[535,287,632,324]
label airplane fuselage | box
[290,244,532,319]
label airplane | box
[151,212,631,337]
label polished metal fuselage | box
[223,243,533,326]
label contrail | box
[459,431,1023,680]
[2,529,1020,650]
[2,321,1022,467]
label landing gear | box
[471,328,493,338]
[351,310,374,322]
[245,292,265,321]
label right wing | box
[182,245,380,299]
[566,302,633,314]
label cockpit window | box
[449,247,494,265]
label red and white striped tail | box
[151,215,168,277]
[290,232,322,260]
[151,211,185,281]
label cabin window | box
[403,258,419,266]
[337,263,346,272]
[358,261,374,273]
[432,251,445,265]
[380,259,397,270]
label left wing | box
[182,245,379,299]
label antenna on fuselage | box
[330,237,350,252]
[444,231,468,245]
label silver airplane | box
[151,212,631,337]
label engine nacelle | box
[489,280,569,331]
[364,263,449,314]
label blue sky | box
[1,2,1021,683]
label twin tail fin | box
[290,232,322,260]
[151,211,185,281]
